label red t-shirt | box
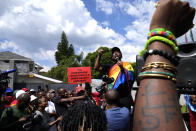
[92,92,100,105]
[189,107,196,131]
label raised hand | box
[150,0,195,38]
[98,49,104,57]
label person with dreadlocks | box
[60,101,107,131]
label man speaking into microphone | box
[94,47,135,109]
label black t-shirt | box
[53,96,68,116]
[74,96,96,105]
[101,64,113,75]
[32,111,50,131]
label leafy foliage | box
[82,47,114,79]
[41,31,82,82]
[40,31,135,82]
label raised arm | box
[94,49,104,71]
[60,95,86,103]
[133,0,195,131]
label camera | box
[95,75,114,94]
[0,69,16,98]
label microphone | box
[115,55,119,61]
[108,77,114,84]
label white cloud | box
[0,0,126,68]
[125,20,149,45]
[102,21,110,27]
[40,65,51,72]
[117,0,155,50]
[119,2,140,17]
[34,49,55,61]
[96,0,114,15]
[117,0,155,18]
[0,40,19,50]
[46,24,57,33]
[120,0,196,46]
[0,0,195,70]
[121,44,143,62]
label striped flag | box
[108,62,134,90]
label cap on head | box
[16,90,26,99]
[76,86,84,94]
[112,47,121,55]
[30,89,35,92]
[22,88,29,92]
[5,88,13,93]
[30,95,37,102]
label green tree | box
[41,31,83,82]
[45,55,82,82]
[131,62,136,69]
[67,44,75,56]
[82,47,114,79]
[55,31,69,64]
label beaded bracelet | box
[150,28,176,39]
[142,36,179,55]
[139,71,176,78]
[142,62,177,74]
[143,49,180,66]
[148,28,177,45]
[138,74,177,82]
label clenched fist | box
[150,0,195,38]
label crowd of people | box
[0,83,131,131]
[0,0,196,130]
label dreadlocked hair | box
[61,101,107,131]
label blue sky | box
[0,0,195,71]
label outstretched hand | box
[150,0,195,38]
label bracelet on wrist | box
[138,73,176,82]
[140,28,178,56]
[140,36,178,56]
[147,36,178,53]
[143,49,180,66]
[142,62,177,74]
[148,28,177,45]
[139,71,176,78]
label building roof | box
[33,73,62,83]
[0,51,33,61]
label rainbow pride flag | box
[108,62,134,90]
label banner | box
[68,67,91,84]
